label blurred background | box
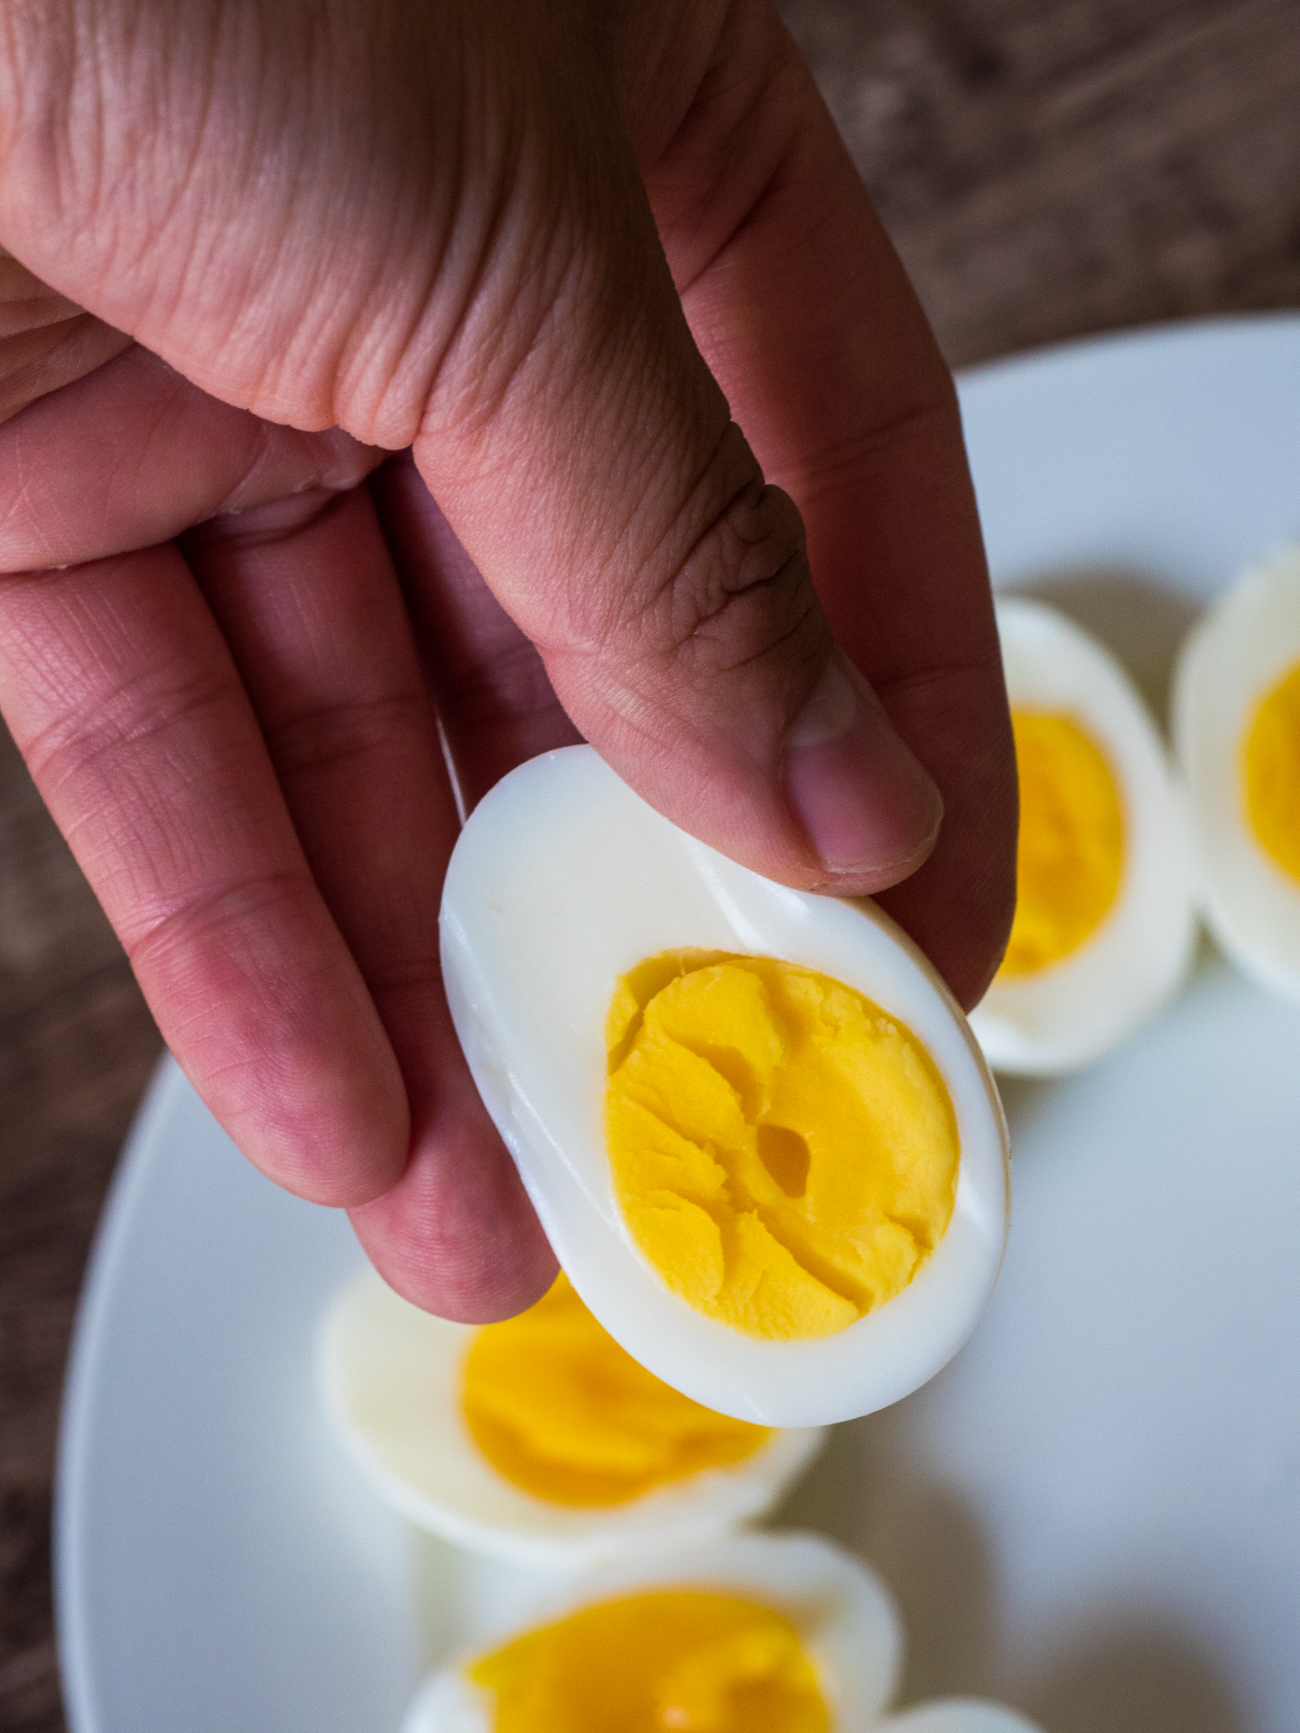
[2,1,1298,1728]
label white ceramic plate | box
[56,315,1300,1733]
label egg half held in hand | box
[969,598,1197,1075]
[440,746,1009,1427]
[1173,545,1300,1001]
[319,1268,822,1563]
[401,1531,903,1733]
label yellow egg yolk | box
[603,952,959,1341]
[467,1588,828,1733]
[461,1273,770,1505]
[1243,659,1300,885]
[999,710,1126,976]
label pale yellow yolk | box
[603,952,959,1341]
[467,1589,828,1733]
[999,710,1126,976]
[1243,659,1300,885]
[461,1273,770,1505]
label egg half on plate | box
[401,1531,899,1733]
[1173,545,1300,1001]
[970,598,1197,1074]
[319,1266,822,1563]
[400,1530,1042,1733]
[439,745,1009,1428]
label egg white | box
[400,1530,902,1733]
[440,745,1009,1428]
[970,598,1197,1075]
[879,1703,1043,1733]
[318,1268,824,1564]
[1172,545,1300,1002]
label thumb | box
[410,54,940,895]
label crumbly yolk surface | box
[467,1588,828,1733]
[461,1274,770,1506]
[999,710,1126,976]
[604,952,959,1341]
[1243,659,1300,885]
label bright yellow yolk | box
[603,952,959,1342]
[467,1589,828,1733]
[1243,659,1300,885]
[461,1273,770,1505]
[999,710,1126,976]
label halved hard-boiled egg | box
[319,1266,822,1563]
[1173,545,1300,1001]
[970,598,1196,1074]
[400,1530,1044,1733]
[440,746,1009,1427]
[401,1531,902,1733]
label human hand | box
[0,0,1015,1319]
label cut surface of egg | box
[320,1267,822,1563]
[440,745,1008,1427]
[401,1531,902,1733]
[1173,545,1300,1001]
[970,598,1196,1075]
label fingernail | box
[785,657,942,878]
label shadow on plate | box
[773,1413,999,1703]
[1024,1619,1249,1733]
[774,1412,1248,1732]
[1001,566,1202,730]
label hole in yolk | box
[460,1273,770,1506]
[998,710,1126,977]
[603,952,959,1342]
[756,1125,811,1199]
[1243,658,1300,885]
[467,1588,829,1733]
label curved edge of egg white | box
[440,745,1010,1429]
[1171,547,1300,1004]
[970,598,1199,1076]
[317,1268,825,1566]
[400,1530,902,1733]
[878,1701,1045,1733]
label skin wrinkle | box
[411,38,542,443]
[436,638,569,732]
[185,482,353,555]
[661,68,805,300]
[196,400,378,523]
[780,398,962,513]
[636,5,805,289]
[442,173,682,545]
[122,862,318,974]
[575,423,796,662]
[0,454,52,562]
[0,352,383,572]
[685,588,820,695]
[362,15,628,450]
[0,574,154,718]
[259,690,433,786]
[123,360,205,519]
[15,651,239,795]
[346,948,445,1001]
[0,310,131,426]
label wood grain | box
[780,0,1300,366]
[1,2,1298,1727]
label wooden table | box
[2,3,1298,1727]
